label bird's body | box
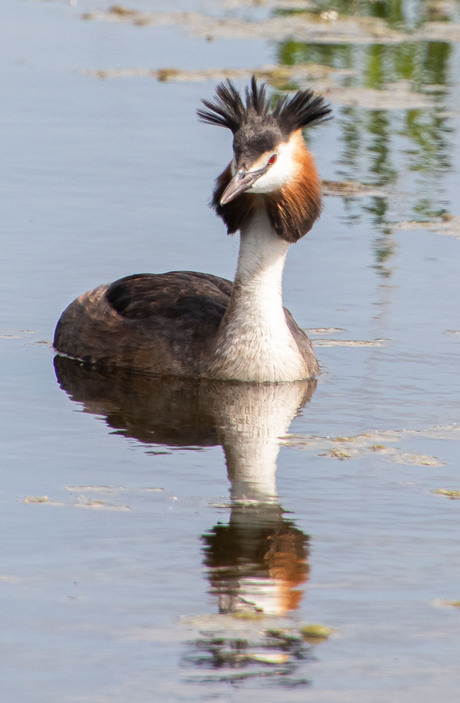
[54,78,331,382]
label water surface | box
[2,0,460,701]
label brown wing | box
[105,271,232,326]
[54,271,233,375]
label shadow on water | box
[54,355,318,684]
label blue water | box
[2,1,460,701]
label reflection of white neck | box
[219,382,308,503]
[225,435,280,502]
[211,210,307,382]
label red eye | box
[268,154,277,165]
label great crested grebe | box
[54,78,331,383]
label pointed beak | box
[220,166,268,205]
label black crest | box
[197,76,331,138]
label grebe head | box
[197,76,332,242]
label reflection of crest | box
[203,503,309,616]
[54,355,316,682]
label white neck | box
[210,209,307,382]
[235,209,289,326]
